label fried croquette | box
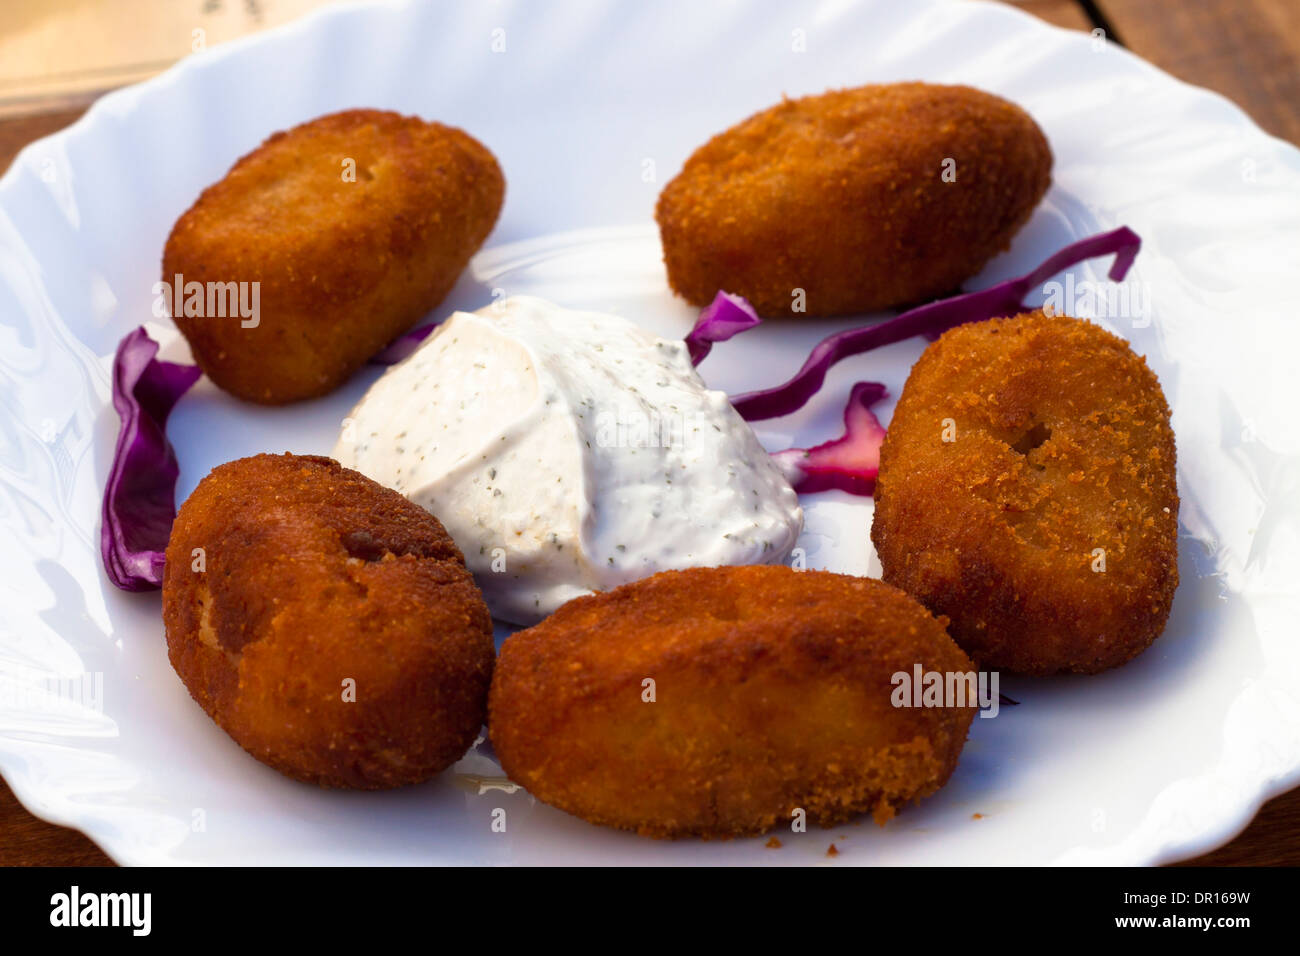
[655,83,1052,317]
[162,453,494,788]
[163,109,504,404]
[871,311,1179,675]
[489,566,975,839]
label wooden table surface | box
[2,0,1298,866]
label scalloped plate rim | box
[0,0,1297,866]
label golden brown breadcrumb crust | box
[162,453,494,788]
[655,82,1051,317]
[489,566,975,839]
[163,109,504,404]
[871,311,1179,675]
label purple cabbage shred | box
[101,327,201,591]
[685,291,762,365]
[770,382,889,496]
[731,226,1141,421]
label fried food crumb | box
[872,311,1179,674]
[164,109,504,403]
[656,82,1051,317]
[489,566,975,838]
[162,453,494,788]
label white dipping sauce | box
[334,295,802,625]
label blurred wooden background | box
[1,0,1297,866]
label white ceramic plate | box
[3,0,1299,866]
